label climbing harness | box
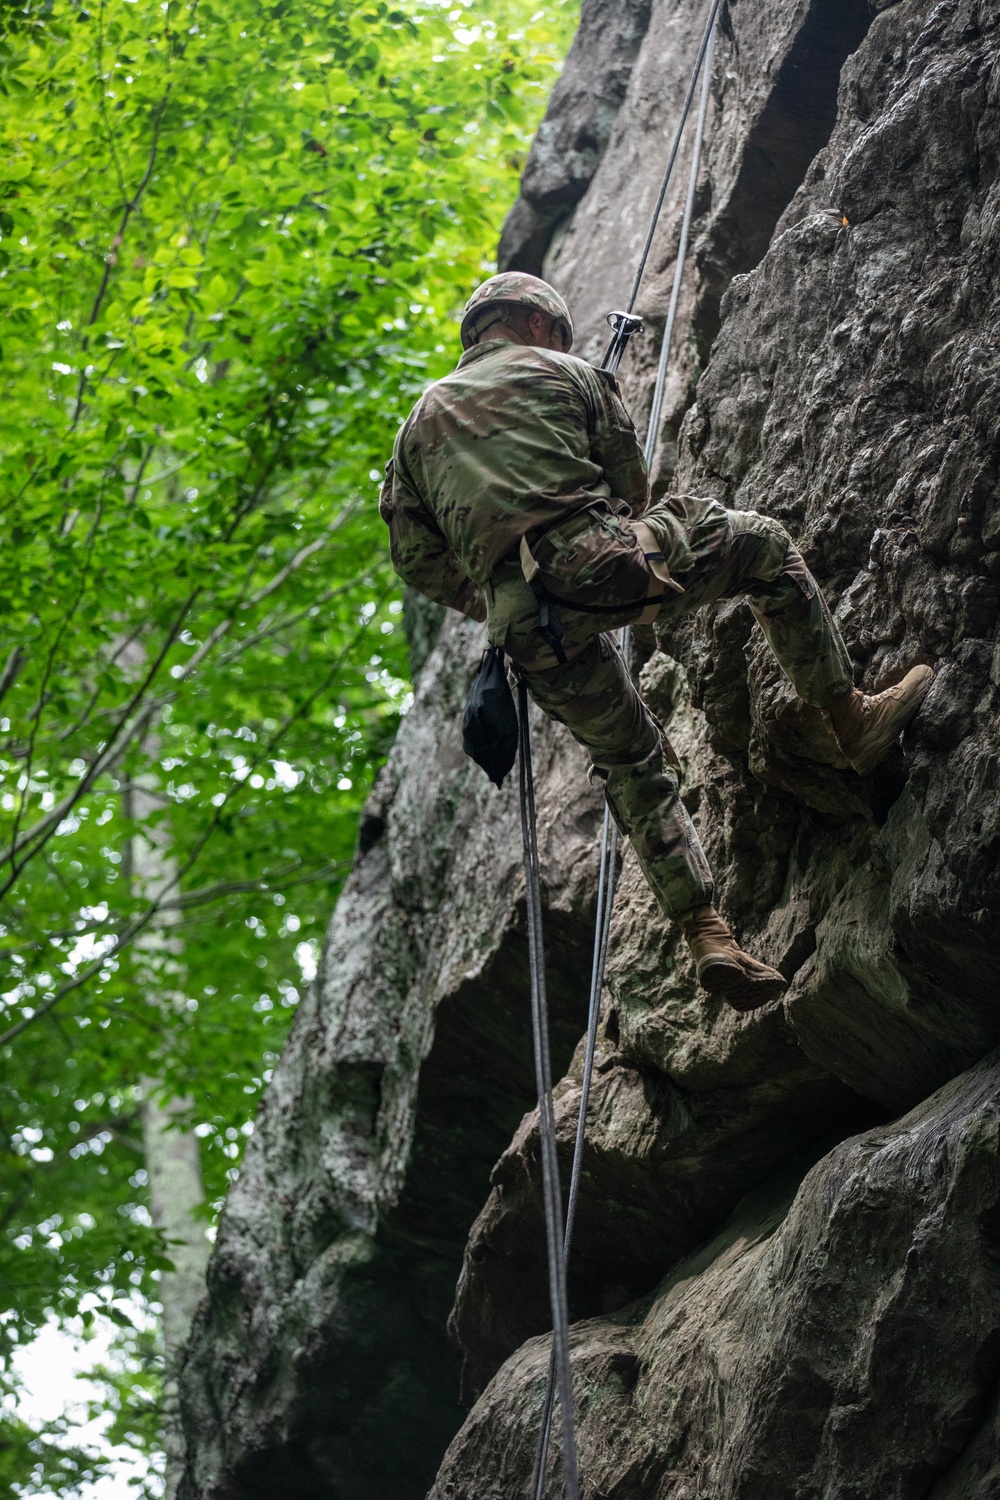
[520,4,721,1495]
[520,534,569,664]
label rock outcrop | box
[179,1,1000,1496]
[432,1050,1000,1500]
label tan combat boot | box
[828,665,933,776]
[678,905,787,1012]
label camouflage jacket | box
[380,340,649,620]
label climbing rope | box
[518,681,580,1500]
[601,0,723,375]
[624,0,722,318]
[645,21,717,475]
[522,7,719,1496]
[529,804,617,1500]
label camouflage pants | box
[485,496,854,919]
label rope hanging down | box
[522,8,719,1496]
[625,0,722,317]
[602,0,723,375]
[517,681,580,1500]
[645,21,717,475]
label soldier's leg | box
[638,499,854,706]
[729,511,934,769]
[519,631,715,919]
[727,511,854,708]
[491,561,787,1008]
[647,503,932,768]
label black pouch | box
[462,646,518,789]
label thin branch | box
[138,457,192,491]
[94,0,129,202]
[0,1184,29,1238]
[0,859,349,961]
[7,506,103,860]
[127,445,156,507]
[53,625,160,747]
[164,858,350,911]
[0,587,202,888]
[0,613,378,1048]
[246,516,353,610]
[215,579,369,666]
[0,649,25,712]
[71,91,172,428]
[55,681,117,748]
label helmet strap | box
[472,307,517,343]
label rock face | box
[432,1050,1000,1500]
[498,0,653,278]
[179,1,1000,1497]
[177,624,606,1499]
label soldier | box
[380,273,932,1010]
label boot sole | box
[847,669,934,776]
[697,957,787,1012]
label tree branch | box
[0,857,349,955]
[0,613,377,1047]
[0,588,202,890]
[0,648,25,712]
[71,90,172,428]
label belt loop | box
[519,534,541,584]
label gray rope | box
[518,681,580,1500]
[624,0,723,317]
[644,23,716,470]
[530,803,618,1500]
[529,7,718,1493]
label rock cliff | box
[178,1,1000,1496]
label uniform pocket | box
[535,518,650,610]
[636,500,696,574]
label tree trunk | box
[140,1089,208,1500]
[127,760,209,1500]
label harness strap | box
[631,519,686,592]
[517,536,568,662]
[528,576,568,665]
[520,524,684,642]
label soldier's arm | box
[588,368,649,516]
[379,458,487,623]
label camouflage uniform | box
[381,339,854,920]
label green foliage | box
[0,1408,112,1496]
[83,1318,164,1496]
[0,0,575,1487]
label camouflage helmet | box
[460,272,574,351]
